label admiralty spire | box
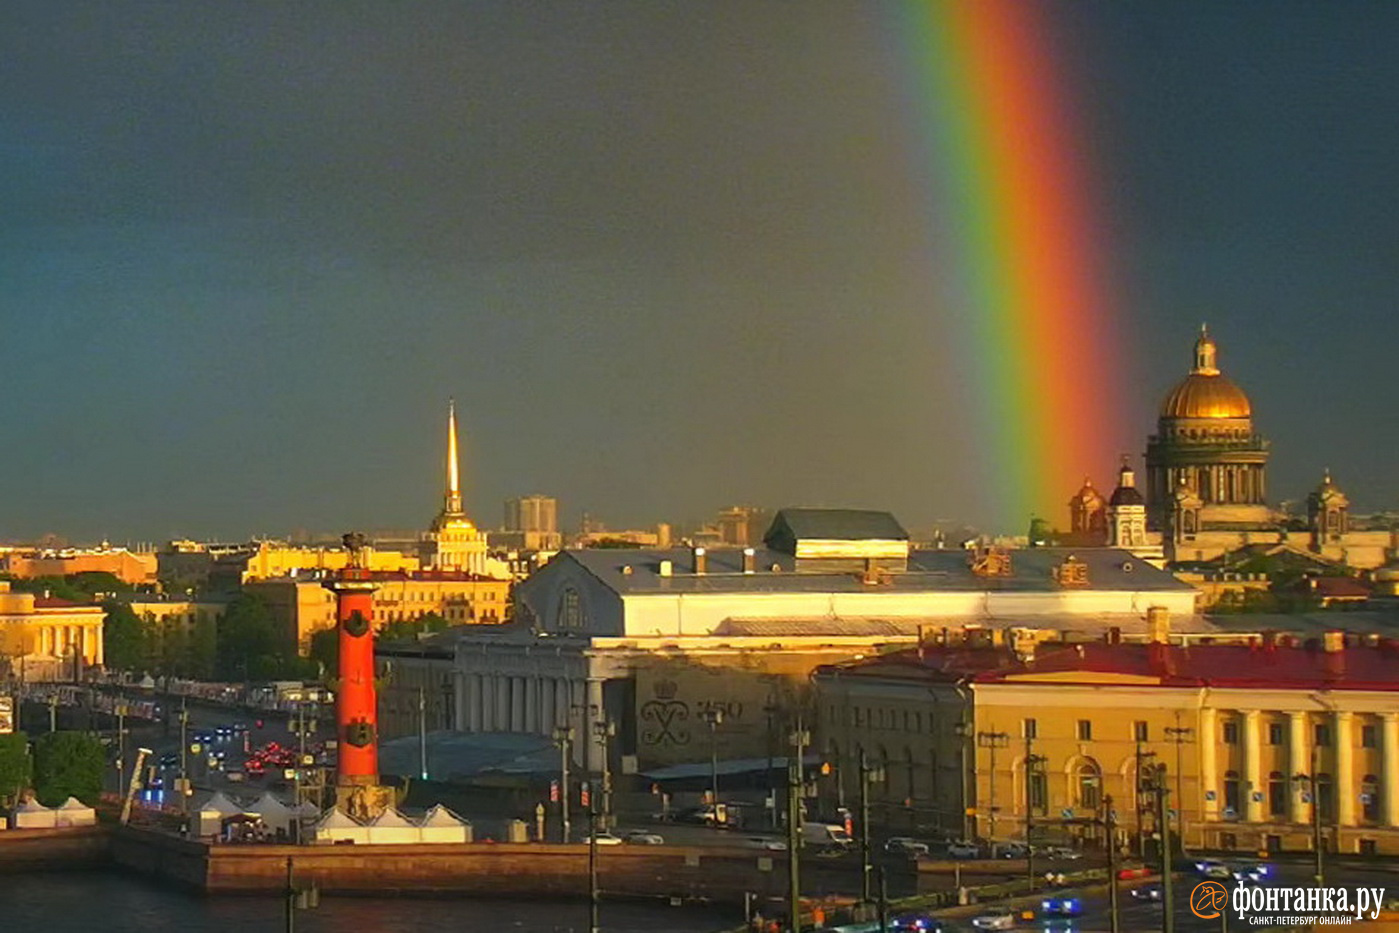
[422,399,488,574]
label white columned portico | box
[1242,710,1263,823]
[1335,711,1356,827]
[1289,712,1310,825]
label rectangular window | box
[1268,722,1285,746]
[1314,723,1332,747]
[1222,720,1240,744]
[1361,724,1377,748]
[1134,721,1149,743]
[1023,718,1038,740]
[1077,720,1092,741]
[1028,772,1048,813]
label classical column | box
[586,678,606,772]
[1335,711,1356,826]
[1243,710,1263,822]
[1289,712,1310,824]
[1382,713,1399,828]
[525,677,539,734]
[1199,708,1219,821]
[510,677,526,732]
[495,675,510,731]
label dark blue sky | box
[3,2,1397,542]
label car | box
[971,907,1017,930]
[1229,859,1269,881]
[1195,859,1232,880]
[1042,846,1083,861]
[583,832,624,846]
[745,836,788,851]
[1131,884,1163,902]
[622,830,665,845]
[1040,897,1082,918]
[946,841,981,859]
[159,753,179,769]
[885,837,931,858]
[997,842,1029,859]
[892,913,946,932]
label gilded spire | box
[445,398,463,514]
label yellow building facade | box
[815,626,1399,856]
[0,581,104,680]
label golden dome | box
[1158,325,1252,419]
[1160,372,1252,419]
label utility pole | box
[1135,742,1157,861]
[1024,732,1045,890]
[703,707,724,808]
[876,864,889,933]
[1165,725,1192,849]
[1154,764,1174,933]
[588,779,600,933]
[48,693,57,732]
[176,698,190,817]
[417,685,428,780]
[592,718,616,831]
[858,747,872,905]
[788,721,808,933]
[976,731,1009,846]
[1104,794,1120,933]
[554,725,574,843]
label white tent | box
[417,804,472,844]
[313,807,369,845]
[196,791,244,837]
[250,793,295,835]
[54,797,97,827]
[11,798,57,829]
[366,806,420,845]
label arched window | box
[1077,761,1102,810]
[1268,771,1286,818]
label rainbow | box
[888,1,1130,533]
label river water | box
[1,871,736,933]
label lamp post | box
[1149,763,1175,933]
[178,698,190,816]
[976,731,1009,845]
[592,718,615,830]
[1292,750,1324,886]
[702,707,725,809]
[553,725,574,843]
[858,747,886,905]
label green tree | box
[379,611,448,644]
[102,601,146,672]
[32,732,105,806]
[215,592,284,681]
[308,625,338,681]
[0,733,32,808]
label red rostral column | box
[325,532,380,786]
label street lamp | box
[788,722,810,933]
[702,708,725,809]
[592,718,615,830]
[1135,743,1158,860]
[1292,763,1324,886]
[976,731,1009,845]
[553,725,575,843]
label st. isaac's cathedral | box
[1068,327,1396,569]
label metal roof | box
[562,546,1193,597]
[763,508,908,545]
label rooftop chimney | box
[1323,630,1345,653]
[658,559,673,578]
[692,546,706,575]
[742,547,755,574]
[1146,606,1170,644]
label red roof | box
[825,636,1399,692]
